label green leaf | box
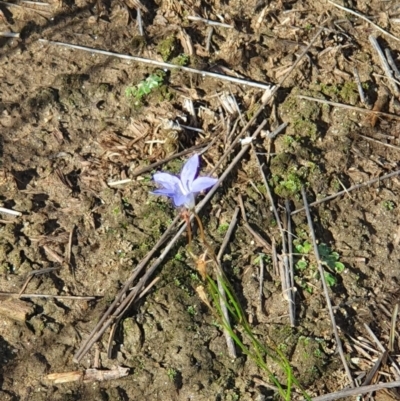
[294,240,312,254]
[324,272,337,287]
[334,262,345,273]
[317,243,330,258]
[294,244,303,253]
[296,259,308,271]
[253,253,267,265]
[302,241,312,254]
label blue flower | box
[152,154,217,209]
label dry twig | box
[216,206,240,359]
[328,1,400,43]
[292,169,400,215]
[73,213,182,363]
[252,150,295,326]
[385,48,400,80]
[38,39,273,90]
[364,323,400,377]
[237,194,271,253]
[353,67,366,104]
[136,8,143,36]
[309,380,400,401]
[355,133,400,151]
[301,187,354,386]
[0,207,22,216]
[0,292,96,300]
[297,95,400,120]
[369,35,399,94]
[18,266,61,297]
[285,199,295,326]
[131,141,213,178]
[188,15,233,29]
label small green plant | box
[313,348,323,358]
[190,272,200,282]
[166,367,178,381]
[217,222,230,235]
[383,200,395,211]
[125,72,164,106]
[294,240,345,290]
[283,135,295,147]
[253,253,271,265]
[142,174,153,182]
[117,250,126,258]
[275,172,303,196]
[187,305,197,316]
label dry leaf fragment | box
[195,285,212,310]
[46,367,130,384]
[178,28,194,56]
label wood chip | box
[0,297,34,322]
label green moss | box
[170,54,190,66]
[157,35,177,61]
[270,153,294,176]
[246,186,261,201]
[268,324,297,358]
[245,104,260,120]
[281,87,322,122]
[283,135,295,148]
[292,336,328,385]
[339,81,359,104]
[97,83,112,95]
[165,158,184,174]
[256,183,267,195]
[292,118,318,140]
[318,81,359,105]
[155,84,173,102]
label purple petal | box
[173,192,194,208]
[190,176,217,193]
[151,189,175,197]
[180,154,199,193]
[153,172,181,191]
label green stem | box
[188,210,311,401]
[185,212,192,246]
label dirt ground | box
[1,0,400,400]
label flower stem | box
[193,212,205,244]
[186,218,192,246]
[182,210,192,246]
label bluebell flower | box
[152,154,217,209]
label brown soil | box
[1,0,400,400]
